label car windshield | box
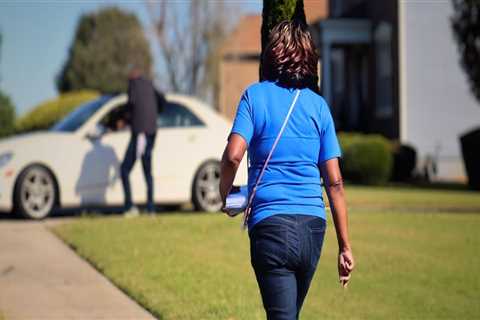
[51,96,113,132]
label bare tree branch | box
[146,0,239,106]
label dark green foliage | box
[452,0,480,103]
[460,128,480,190]
[338,133,393,185]
[452,1,480,190]
[391,143,417,182]
[57,7,152,94]
[260,0,306,79]
[0,90,16,138]
[15,90,99,133]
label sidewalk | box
[0,220,156,320]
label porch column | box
[321,41,332,106]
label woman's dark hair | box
[262,20,319,91]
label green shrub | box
[15,90,99,133]
[0,90,16,138]
[391,143,417,182]
[338,133,393,185]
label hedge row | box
[338,133,393,185]
[15,90,99,133]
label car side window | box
[157,102,204,128]
[99,104,128,133]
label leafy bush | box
[15,90,99,133]
[338,133,393,185]
[460,128,480,190]
[0,90,16,138]
[391,143,417,182]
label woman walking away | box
[219,20,355,320]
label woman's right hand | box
[338,248,355,288]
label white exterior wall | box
[399,0,480,181]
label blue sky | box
[0,1,262,115]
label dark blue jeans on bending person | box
[249,214,326,320]
[120,132,156,212]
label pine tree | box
[452,0,480,103]
[452,0,480,190]
[57,7,152,94]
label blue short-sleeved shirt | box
[230,81,341,230]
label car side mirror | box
[86,124,105,141]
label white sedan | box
[0,94,247,219]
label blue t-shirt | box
[230,81,341,230]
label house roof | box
[221,0,328,56]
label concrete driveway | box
[0,219,155,320]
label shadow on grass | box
[351,205,480,214]
[345,181,474,192]
[389,181,473,192]
[2,182,477,221]
[0,204,199,221]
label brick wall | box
[219,58,260,120]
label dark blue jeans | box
[249,214,326,320]
[120,132,156,211]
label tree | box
[0,30,3,82]
[146,1,237,103]
[260,0,306,80]
[452,1,480,190]
[57,7,152,94]
[0,90,16,138]
[0,30,15,138]
[452,0,480,103]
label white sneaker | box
[123,206,140,218]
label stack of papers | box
[225,186,248,217]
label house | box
[218,0,480,181]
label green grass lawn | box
[54,186,480,320]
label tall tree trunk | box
[260,0,306,80]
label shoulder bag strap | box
[242,89,301,229]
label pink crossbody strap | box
[242,89,301,229]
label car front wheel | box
[14,165,57,219]
[192,160,222,212]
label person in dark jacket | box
[121,67,165,214]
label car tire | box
[192,160,222,212]
[14,165,58,220]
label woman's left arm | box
[320,158,355,287]
[219,133,248,205]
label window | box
[99,104,128,133]
[157,102,204,128]
[52,96,112,132]
[374,22,394,118]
